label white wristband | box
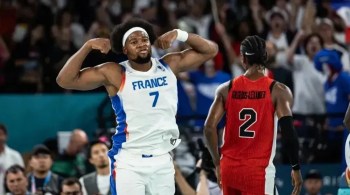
[176,29,189,42]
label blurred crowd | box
[1,0,350,194]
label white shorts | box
[114,150,175,195]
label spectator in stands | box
[179,59,231,131]
[4,164,30,195]
[316,18,350,72]
[52,8,85,49]
[174,141,221,195]
[284,32,326,115]
[262,7,295,52]
[265,41,293,91]
[86,6,113,39]
[27,144,62,194]
[0,124,24,195]
[50,129,89,178]
[12,24,48,93]
[303,169,323,195]
[60,178,82,195]
[79,140,110,195]
[281,32,326,163]
[314,49,350,165]
[45,26,77,92]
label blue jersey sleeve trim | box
[159,59,169,68]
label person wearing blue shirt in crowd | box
[314,49,350,167]
[180,59,231,131]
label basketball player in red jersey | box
[204,35,302,195]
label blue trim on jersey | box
[108,94,127,195]
[159,59,169,68]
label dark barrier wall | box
[0,93,106,152]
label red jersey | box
[220,75,277,194]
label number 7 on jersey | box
[149,91,159,107]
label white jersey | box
[108,58,180,157]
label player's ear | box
[123,46,127,55]
[241,54,246,64]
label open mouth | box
[139,50,148,54]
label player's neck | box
[96,166,110,176]
[129,60,152,72]
[244,66,265,80]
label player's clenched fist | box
[87,38,111,54]
[155,30,178,50]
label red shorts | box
[220,156,276,195]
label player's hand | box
[87,38,111,54]
[155,30,177,50]
[215,165,222,189]
[291,169,302,195]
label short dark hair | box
[305,169,322,180]
[31,144,52,158]
[0,124,7,135]
[87,140,109,159]
[61,178,82,192]
[4,164,26,192]
[240,35,268,68]
[110,18,157,54]
[303,33,324,53]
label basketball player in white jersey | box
[56,18,218,195]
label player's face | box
[240,53,248,70]
[124,31,152,64]
[6,172,28,195]
[306,36,322,57]
[89,143,109,169]
[30,154,53,172]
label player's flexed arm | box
[157,29,218,74]
[56,38,120,94]
[272,82,303,195]
[203,81,230,189]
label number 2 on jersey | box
[149,91,159,107]
[239,108,257,138]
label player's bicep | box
[274,83,294,119]
[177,49,216,72]
[162,49,216,74]
[67,65,107,90]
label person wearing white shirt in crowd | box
[79,140,110,195]
[0,124,24,195]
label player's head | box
[110,18,157,64]
[240,35,268,70]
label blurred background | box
[1,0,350,194]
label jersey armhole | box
[269,80,277,94]
[228,79,233,91]
[158,59,169,68]
[225,79,234,110]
